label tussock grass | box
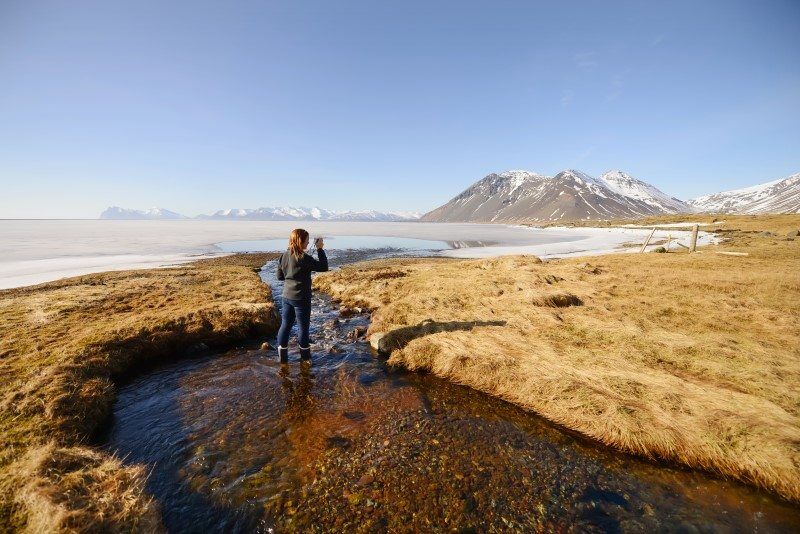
[0,253,279,531]
[13,443,163,532]
[315,215,800,502]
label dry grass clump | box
[12,443,163,533]
[315,215,800,502]
[0,253,278,530]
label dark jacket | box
[276,248,328,301]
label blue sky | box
[1,0,798,218]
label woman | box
[276,228,328,363]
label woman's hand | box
[315,237,324,249]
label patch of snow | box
[443,226,717,259]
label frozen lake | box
[0,220,712,289]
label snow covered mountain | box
[688,173,800,214]
[198,207,331,220]
[328,210,422,221]
[197,206,420,221]
[599,170,691,213]
[421,169,691,222]
[99,206,187,220]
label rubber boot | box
[278,345,289,364]
[299,345,311,361]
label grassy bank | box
[315,214,800,502]
[0,253,279,531]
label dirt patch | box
[533,292,583,307]
[368,270,408,281]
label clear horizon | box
[1,0,798,218]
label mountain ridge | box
[99,206,187,220]
[421,169,693,222]
[422,169,799,222]
[688,173,800,214]
[99,206,421,221]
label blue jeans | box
[276,298,311,348]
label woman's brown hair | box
[288,228,309,259]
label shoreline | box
[0,220,716,290]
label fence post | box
[639,228,657,253]
[690,224,699,253]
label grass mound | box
[0,253,279,530]
[315,215,800,502]
[13,443,163,533]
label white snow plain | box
[0,220,715,289]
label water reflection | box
[279,362,315,421]
[446,239,496,248]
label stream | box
[102,244,800,532]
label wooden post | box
[666,233,672,252]
[639,228,657,253]
[690,224,699,253]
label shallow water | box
[102,247,800,532]
[215,235,454,252]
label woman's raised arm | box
[304,249,328,272]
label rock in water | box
[260,341,272,351]
[347,326,368,341]
[369,333,386,353]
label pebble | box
[357,474,374,486]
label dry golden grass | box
[315,214,800,502]
[0,252,279,531]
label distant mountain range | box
[687,173,800,214]
[100,207,187,220]
[421,170,799,222]
[100,171,799,223]
[99,206,421,221]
